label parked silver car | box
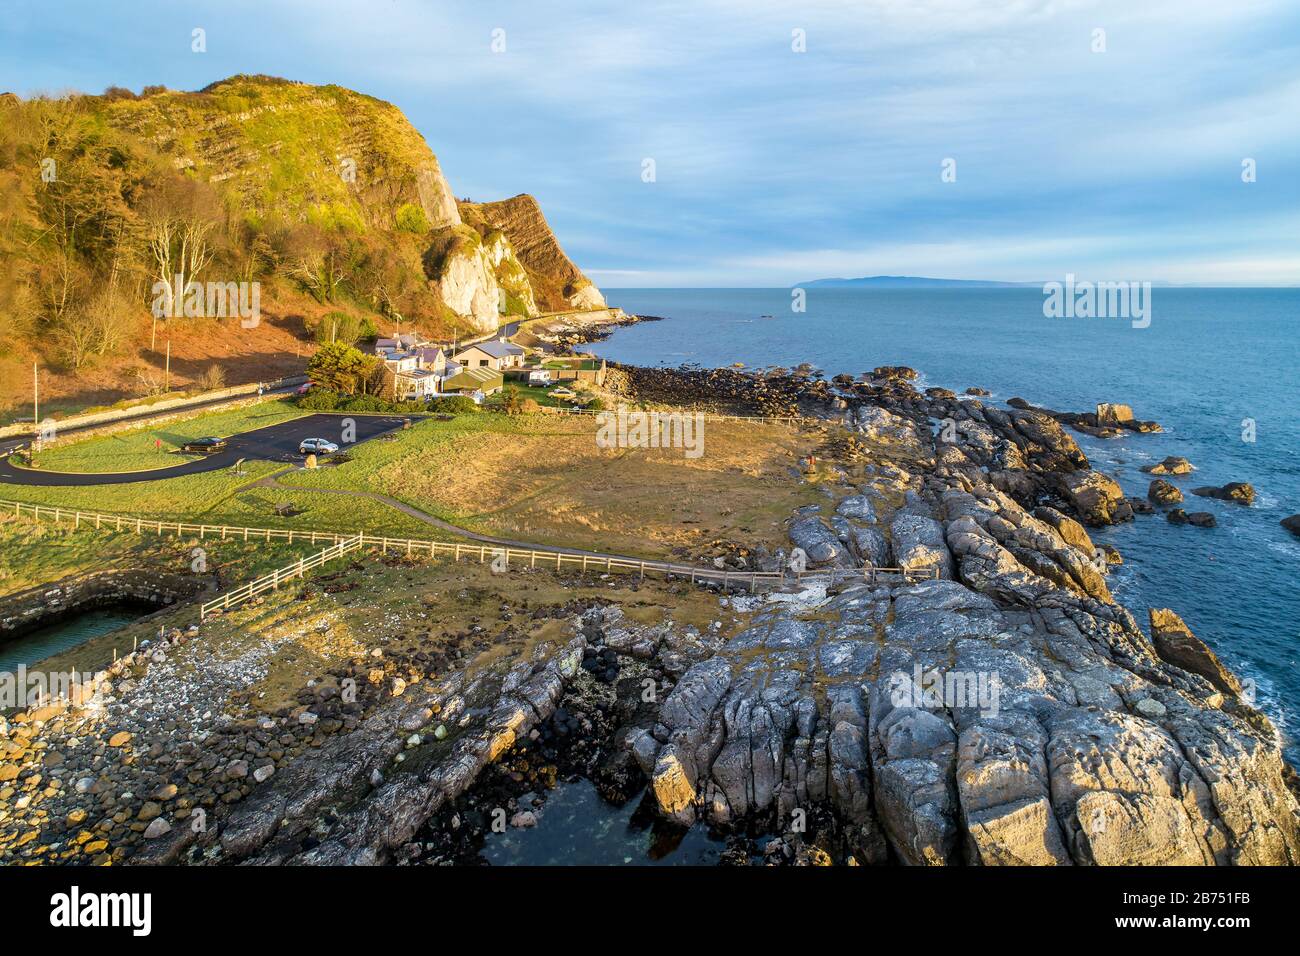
[298,438,340,456]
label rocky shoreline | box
[2,361,1297,866]
[521,309,658,354]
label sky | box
[3,0,1298,286]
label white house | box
[453,337,526,371]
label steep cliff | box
[101,75,463,233]
[0,75,607,414]
[460,195,606,312]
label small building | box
[393,368,441,401]
[442,366,504,396]
[375,333,426,356]
[453,337,526,371]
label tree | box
[140,177,222,320]
[280,224,350,304]
[501,384,524,414]
[306,340,381,396]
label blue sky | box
[4,0,1298,285]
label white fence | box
[3,497,939,614]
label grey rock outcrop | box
[1192,483,1256,506]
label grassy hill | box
[0,76,603,422]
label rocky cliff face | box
[105,76,462,233]
[96,76,602,334]
[619,404,1300,866]
[460,195,606,313]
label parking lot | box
[0,414,415,487]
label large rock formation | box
[459,195,606,312]
[26,75,604,337]
[628,453,1299,865]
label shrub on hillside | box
[298,388,343,410]
[428,395,478,415]
[338,394,387,413]
[395,203,431,234]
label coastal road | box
[0,382,302,459]
[0,413,414,486]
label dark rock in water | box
[925,387,956,400]
[1192,483,1255,506]
[1004,397,1161,438]
[1168,509,1215,527]
[1127,496,1155,515]
[1149,609,1243,696]
[1141,456,1194,476]
[1282,514,1300,537]
[965,387,991,396]
[871,366,917,382]
[1147,479,1183,506]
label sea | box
[592,287,1300,764]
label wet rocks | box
[1057,470,1134,527]
[1148,479,1183,506]
[1167,509,1217,528]
[1142,456,1195,476]
[1282,515,1300,537]
[1192,483,1256,506]
[1148,609,1243,697]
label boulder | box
[1147,479,1183,506]
[1141,456,1194,476]
[789,516,851,567]
[1148,608,1243,696]
[1192,483,1255,506]
[889,514,954,580]
[1058,471,1133,526]
[1032,506,1094,554]
[852,527,891,567]
[1282,515,1300,538]
[836,494,877,522]
[1096,403,1134,426]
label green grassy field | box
[0,512,323,599]
[1,399,826,561]
[0,458,439,540]
[23,400,304,474]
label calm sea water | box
[595,288,1300,762]
[0,606,141,673]
[481,781,727,865]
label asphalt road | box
[0,413,414,486]
[0,384,301,460]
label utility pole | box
[33,361,38,429]
[165,339,171,392]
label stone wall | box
[0,569,213,640]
